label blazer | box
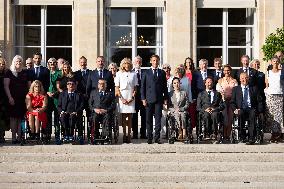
[234,67,258,87]
[197,89,223,112]
[230,85,263,113]
[88,90,116,113]
[86,68,114,95]
[168,90,189,112]
[133,68,145,110]
[141,68,168,104]
[74,69,91,95]
[57,90,84,113]
[212,70,224,88]
[191,70,213,100]
[29,66,50,92]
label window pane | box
[46,48,72,65]
[106,8,131,25]
[47,6,72,25]
[197,8,223,25]
[137,48,159,67]
[15,6,41,25]
[15,47,41,61]
[46,26,72,46]
[197,48,222,67]
[108,27,132,46]
[228,48,246,67]
[137,8,163,25]
[108,48,132,66]
[228,8,254,25]
[228,27,253,46]
[15,26,41,46]
[197,27,222,46]
[137,27,163,46]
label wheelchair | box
[89,111,119,145]
[231,112,264,144]
[166,112,192,144]
[196,111,223,144]
[58,113,86,145]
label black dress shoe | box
[132,135,138,139]
[155,139,162,144]
[147,139,153,144]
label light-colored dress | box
[265,70,283,134]
[115,70,138,113]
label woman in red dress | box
[26,80,48,140]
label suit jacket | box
[212,69,224,88]
[57,90,84,113]
[235,67,258,87]
[133,68,145,110]
[168,90,189,112]
[141,68,168,104]
[230,85,263,113]
[88,90,116,113]
[197,89,223,112]
[29,66,50,92]
[74,69,90,95]
[86,68,114,95]
[192,70,213,100]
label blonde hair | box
[249,59,260,67]
[120,58,133,72]
[47,57,57,69]
[10,55,24,77]
[29,80,45,94]
[108,62,118,70]
[61,61,74,78]
[199,59,208,66]
[0,57,6,72]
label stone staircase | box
[0,143,284,189]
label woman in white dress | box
[115,58,138,143]
[265,56,283,143]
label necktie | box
[202,72,206,80]
[99,70,103,78]
[136,70,141,84]
[35,67,39,78]
[82,70,86,77]
[69,93,74,101]
[244,68,248,74]
[243,87,249,108]
[208,90,211,103]
[153,69,157,80]
[99,91,104,99]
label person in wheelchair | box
[26,80,48,141]
[197,77,223,140]
[168,77,190,140]
[58,78,84,143]
[89,79,116,144]
[231,72,264,145]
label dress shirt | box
[206,89,214,103]
[201,71,207,80]
[241,85,251,108]
[242,67,249,75]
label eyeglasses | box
[67,82,75,85]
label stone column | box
[257,0,284,71]
[166,0,194,69]
[73,0,104,70]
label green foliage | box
[262,27,284,61]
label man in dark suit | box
[197,77,223,140]
[74,56,91,142]
[132,56,146,139]
[86,56,114,96]
[29,52,50,93]
[234,55,258,87]
[58,78,84,144]
[212,58,224,88]
[141,55,168,144]
[89,79,116,144]
[231,72,264,145]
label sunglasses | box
[67,82,75,85]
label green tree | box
[262,27,284,61]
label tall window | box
[197,8,255,67]
[14,5,72,64]
[106,7,163,67]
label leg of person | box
[146,103,154,143]
[10,117,18,143]
[161,109,168,138]
[34,116,41,140]
[127,113,132,143]
[69,114,78,141]
[60,113,69,141]
[76,112,84,140]
[154,103,163,143]
[140,106,147,138]
[180,113,187,139]
[28,115,35,139]
[211,112,219,140]
[203,112,211,138]
[54,109,60,142]
[15,118,22,142]
[121,113,127,143]
[132,109,139,139]
[247,108,256,143]
[239,109,246,142]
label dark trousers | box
[239,108,256,140]
[132,105,146,137]
[46,98,59,138]
[91,113,111,139]
[146,102,163,140]
[203,111,219,136]
[60,113,78,137]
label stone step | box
[1,144,284,153]
[1,182,284,189]
[1,172,283,183]
[1,162,284,173]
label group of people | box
[0,51,283,145]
